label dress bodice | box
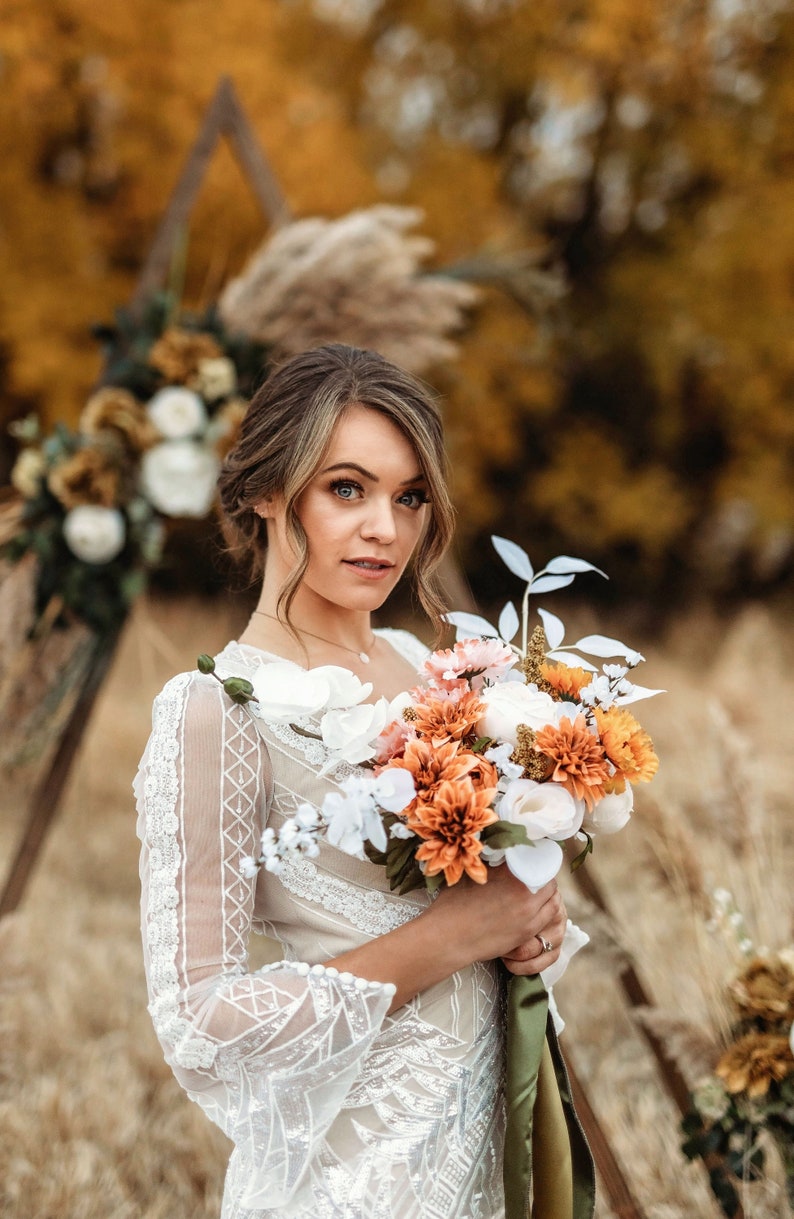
[135,630,506,1219]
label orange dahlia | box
[539,661,592,701]
[408,777,498,885]
[533,714,612,810]
[594,706,659,787]
[411,690,485,748]
[386,738,477,809]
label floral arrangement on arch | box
[4,295,267,632]
[3,206,477,634]
[680,891,794,1215]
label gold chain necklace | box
[253,611,375,664]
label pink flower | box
[420,638,516,692]
[374,717,416,765]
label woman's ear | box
[253,497,272,519]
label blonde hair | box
[218,344,455,634]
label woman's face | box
[262,404,431,615]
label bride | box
[135,344,581,1218]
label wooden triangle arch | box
[130,75,291,311]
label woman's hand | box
[428,864,566,974]
[327,863,567,1012]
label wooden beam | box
[130,76,290,311]
[0,628,120,917]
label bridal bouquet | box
[202,536,661,895]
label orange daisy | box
[411,690,485,748]
[409,777,498,886]
[539,661,592,701]
[594,706,659,786]
[534,714,612,810]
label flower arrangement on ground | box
[681,891,794,1214]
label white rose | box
[499,778,584,842]
[62,504,126,564]
[582,785,634,835]
[191,357,237,401]
[311,665,373,708]
[477,682,565,746]
[249,661,332,722]
[320,699,390,766]
[147,386,207,439]
[141,440,219,517]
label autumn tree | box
[278,0,794,598]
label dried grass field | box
[0,592,792,1219]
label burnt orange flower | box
[48,447,121,509]
[534,714,612,810]
[411,690,485,748]
[729,956,794,1024]
[148,327,222,383]
[594,707,659,787]
[716,1031,794,1097]
[540,661,591,701]
[79,387,158,454]
[386,739,477,812]
[409,777,498,885]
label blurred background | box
[3,0,794,600]
[1,2,793,1217]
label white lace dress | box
[135,629,506,1219]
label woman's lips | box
[343,558,395,580]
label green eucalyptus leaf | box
[481,820,530,850]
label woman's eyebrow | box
[319,461,426,485]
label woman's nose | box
[361,497,397,543]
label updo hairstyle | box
[218,344,455,632]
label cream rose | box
[477,681,565,746]
[499,778,584,842]
[147,386,207,439]
[582,785,634,835]
[190,356,237,401]
[140,440,219,517]
[62,505,126,564]
[10,448,46,498]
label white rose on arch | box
[146,386,207,439]
[62,505,126,565]
[190,357,237,402]
[141,440,220,517]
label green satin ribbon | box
[503,973,596,1219]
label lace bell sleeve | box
[134,671,395,1210]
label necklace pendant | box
[359,652,370,664]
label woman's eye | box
[398,490,429,509]
[330,480,362,500]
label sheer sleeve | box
[134,671,395,1209]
